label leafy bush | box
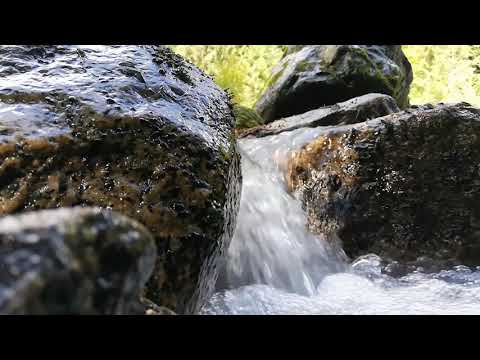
[170,45,480,108]
[403,45,480,106]
[169,45,285,107]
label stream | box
[201,126,480,315]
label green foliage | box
[169,45,284,107]
[170,45,480,108]
[232,104,264,129]
[403,45,480,106]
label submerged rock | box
[239,93,399,138]
[286,102,480,267]
[0,207,156,314]
[255,45,413,123]
[0,45,241,314]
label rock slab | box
[240,93,399,138]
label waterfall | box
[202,127,480,315]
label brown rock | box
[286,102,480,267]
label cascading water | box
[201,126,480,315]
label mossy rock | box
[256,45,413,123]
[0,45,242,314]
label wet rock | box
[0,207,156,314]
[239,93,399,138]
[0,45,242,314]
[286,102,480,267]
[255,45,413,123]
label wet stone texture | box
[0,45,242,314]
[286,103,480,268]
[0,207,156,315]
[255,45,413,123]
[239,94,399,139]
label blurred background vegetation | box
[169,45,480,108]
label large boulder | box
[255,45,413,123]
[240,93,399,138]
[0,45,242,314]
[286,103,480,268]
[0,207,156,314]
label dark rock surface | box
[286,102,480,267]
[0,45,242,314]
[0,207,156,314]
[255,45,413,123]
[239,94,399,138]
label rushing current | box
[201,126,480,315]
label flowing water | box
[201,126,480,315]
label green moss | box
[233,105,264,129]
